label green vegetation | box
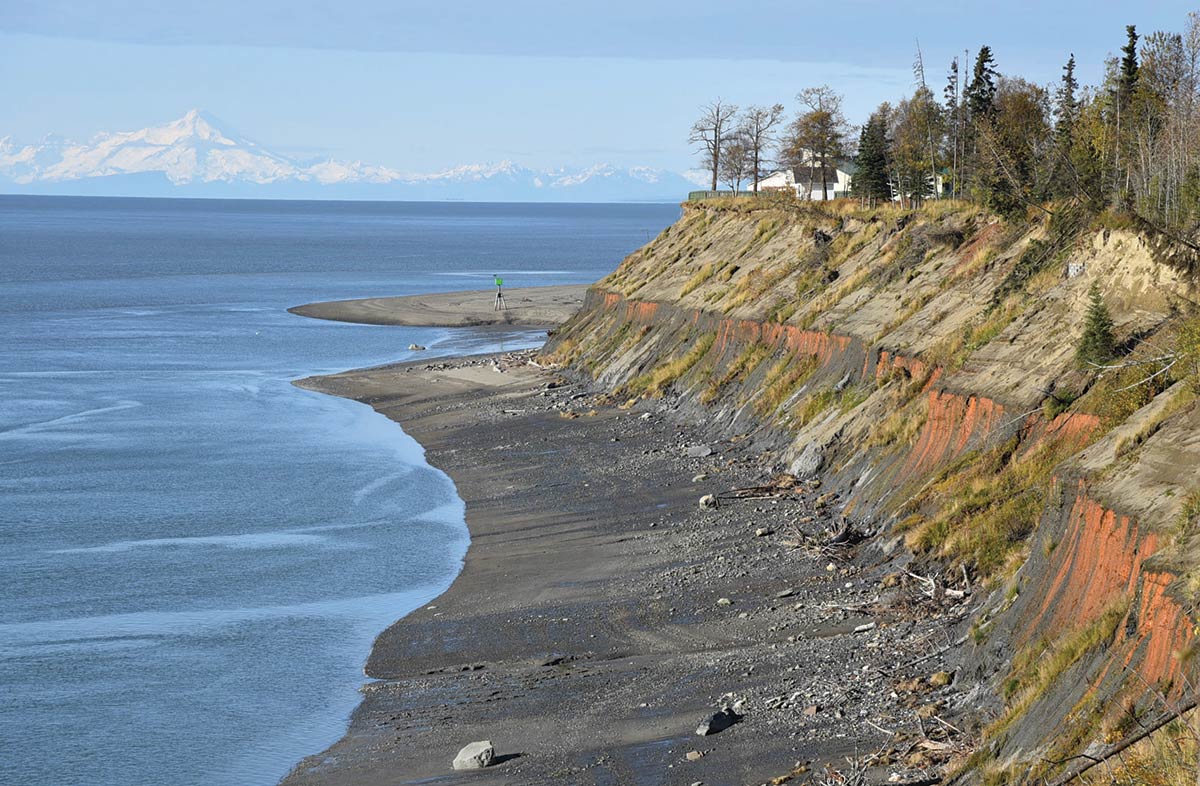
[961,598,1131,785]
[1114,386,1195,459]
[694,17,1200,234]
[755,355,819,418]
[680,263,715,297]
[701,343,772,404]
[1175,489,1200,537]
[625,333,715,398]
[996,207,1086,305]
[904,437,1082,578]
[983,596,1130,777]
[1076,282,1116,368]
[1082,349,1173,427]
[793,388,835,426]
[1042,384,1081,419]
[1177,313,1200,393]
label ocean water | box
[0,196,679,786]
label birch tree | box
[739,104,785,192]
[689,100,740,191]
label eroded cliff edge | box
[544,198,1200,783]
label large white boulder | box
[452,740,496,770]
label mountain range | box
[0,110,700,202]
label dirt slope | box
[545,198,1200,783]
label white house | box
[758,153,854,200]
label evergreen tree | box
[961,46,998,199]
[944,57,962,197]
[1077,282,1116,367]
[965,46,999,121]
[1055,55,1079,137]
[1050,54,1080,198]
[1118,25,1140,109]
[1111,26,1140,205]
[853,107,892,202]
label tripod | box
[494,287,506,311]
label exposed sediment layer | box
[545,200,1200,782]
[289,199,1200,784]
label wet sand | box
[288,285,588,328]
[282,349,972,785]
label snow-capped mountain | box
[0,111,694,202]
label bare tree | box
[689,99,740,191]
[719,133,754,193]
[914,40,943,198]
[739,104,785,192]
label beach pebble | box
[698,494,718,509]
[716,597,733,606]
[754,527,773,537]
[685,444,713,458]
[452,740,495,770]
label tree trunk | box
[711,129,720,191]
[820,151,828,201]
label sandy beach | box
[282,334,973,784]
[288,285,589,328]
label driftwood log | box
[1045,694,1198,786]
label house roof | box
[790,166,845,189]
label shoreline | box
[288,285,589,328]
[281,346,969,785]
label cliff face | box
[544,199,1200,782]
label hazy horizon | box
[4,1,1198,177]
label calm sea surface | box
[0,196,678,786]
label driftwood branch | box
[1045,695,1198,786]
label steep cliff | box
[544,198,1200,783]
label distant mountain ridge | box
[0,110,700,202]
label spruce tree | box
[962,46,998,201]
[965,46,999,121]
[944,58,962,197]
[1050,54,1080,199]
[1077,282,1116,367]
[853,110,892,202]
[1118,25,1139,108]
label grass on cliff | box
[902,436,1081,578]
[755,355,819,418]
[680,263,715,297]
[964,596,1131,784]
[1108,715,1200,786]
[702,343,772,404]
[625,332,715,398]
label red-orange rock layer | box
[596,290,854,365]
[1020,412,1102,459]
[900,390,1006,477]
[1027,481,1192,695]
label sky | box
[2,1,1197,173]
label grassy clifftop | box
[545,197,1200,784]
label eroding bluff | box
[545,199,1200,783]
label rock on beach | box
[452,740,495,770]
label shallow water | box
[0,196,678,786]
